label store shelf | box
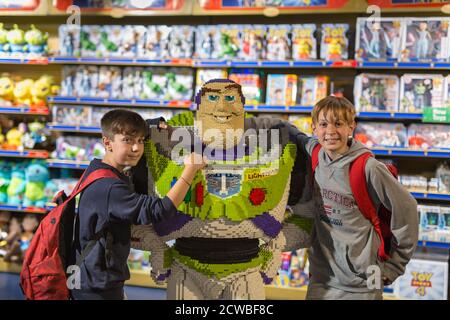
[356,111,423,120]
[410,192,450,202]
[0,57,48,65]
[0,106,49,115]
[357,60,450,69]
[48,96,193,109]
[49,57,192,67]
[46,159,89,170]
[0,149,48,159]
[0,204,48,214]
[418,240,450,250]
[47,124,101,133]
[371,147,450,158]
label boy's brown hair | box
[311,95,356,125]
[101,109,147,140]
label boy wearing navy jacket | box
[70,109,206,300]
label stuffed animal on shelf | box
[0,23,9,56]
[3,127,23,150]
[6,163,26,206]
[19,214,39,256]
[30,75,60,107]
[0,160,11,204]
[6,24,27,56]
[13,78,34,106]
[0,75,15,106]
[24,25,48,57]
[0,212,11,241]
[23,161,49,208]
[1,217,22,263]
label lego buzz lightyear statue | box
[131,79,312,299]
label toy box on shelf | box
[399,74,445,113]
[355,17,402,61]
[354,74,399,112]
[407,124,450,150]
[274,249,309,289]
[401,18,450,62]
[229,69,263,105]
[195,25,221,60]
[297,76,328,106]
[61,66,194,101]
[354,122,407,148]
[320,24,349,61]
[292,24,317,61]
[288,115,313,136]
[195,69,228,94]
[265,25,291,61]
[419,205,450,244]
[266,74,297,106]
[241,25,266,61]
[51,136,104,162]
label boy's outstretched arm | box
[366,159,419,284]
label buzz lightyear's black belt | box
[174,237,259,264]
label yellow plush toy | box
[13,79,34,106]
[30,75,59,107]
[4,127,22,150]
[0,75,14,105]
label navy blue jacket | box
[70,159,176,300]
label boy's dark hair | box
[101,109,147,139]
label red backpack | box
[311,144,398,261]
[19,169,118,300]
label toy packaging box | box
[168,25,194,59]
[292,24,317,60]
[80,25,102,58]
[120,25,147,58]
[98,25,122,58]
[265,24,291,61]
[437,206,450,243]
[401,18,450,61]
[320,23,349,61]
[217,25,241,60]
[229,70,262,104]
[266,74,298,106]
[61,66,77,96]
[97,66,122,99]
[195,25,221,59]
[297,76,328,106]
[59,24,81,57]
[145,25,172,59]
[122,67,144,100]
[400,175,428,193]
[74,65,99,97]
[354,73,400,112]
[444,75,450,107]
[355,18,402,61]
[394,258,448,300]
[407,124,450,150]
[52,105,92,126]
[241,25,266,61]
[436,162,450,193]
[419,205,440,242]
[288,115,313,136]
[195,69,228,94]
[141,67,166,100]
[399,74,445,112]
[163,67,193,101]
[354,122,407,148]
[52,135,103,162]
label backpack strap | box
[349,152,390,261]
[65,169,119,267]
[311,143,322,174]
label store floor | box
[0,272,166,300]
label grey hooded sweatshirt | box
[301,137,418,293]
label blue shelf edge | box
[417,240,450,249]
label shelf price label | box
[423,107,450,123]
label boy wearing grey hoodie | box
[292,96,418,300]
